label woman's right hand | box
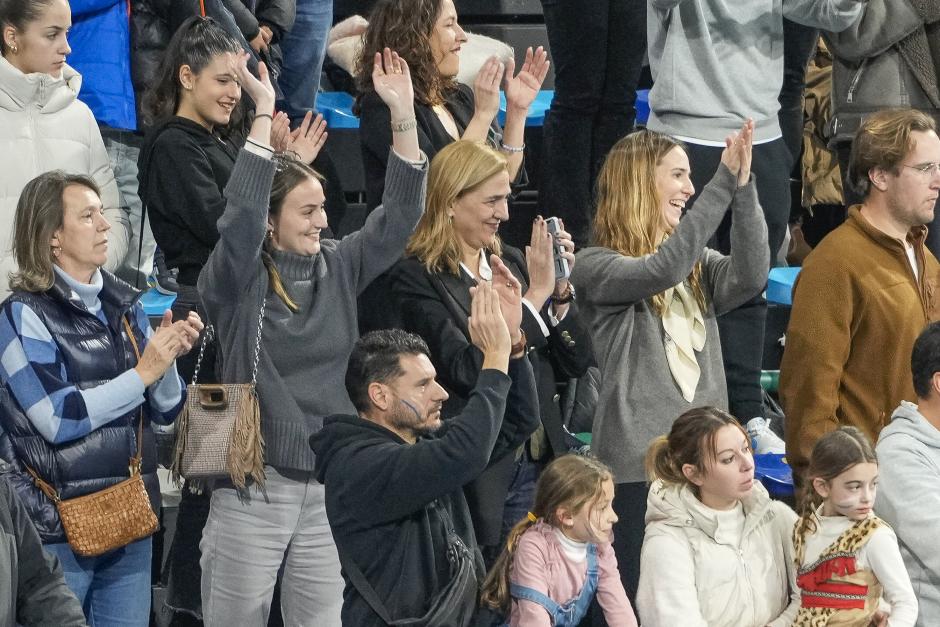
[473,56,504,121]
[134,311,184,386]
[468,280,511,368]
[719,118,754,186]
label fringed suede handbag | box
[170,303,266,489]
[25,316,158,557]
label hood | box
[880,400,940,449]
[311,414,405,484]
[645,478,772,541]
[0,56,80,113]
[138,116,220,202]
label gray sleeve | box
[336,149,428,293]
[782,0,867,32]
[571,164,737,308]
[700,176,769,315]
[821,0,923,61]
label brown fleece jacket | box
[780,206,940,479]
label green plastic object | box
[761,370,780,393]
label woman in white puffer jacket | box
[637,407,800,627]
[0,0,129,298]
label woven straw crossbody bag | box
[25,316,158,557]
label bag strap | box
[121,316,146,465]
[190,300,266,387]
[335,541,395,625]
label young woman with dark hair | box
[196,47,424,625]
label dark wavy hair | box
[354,0,457,109]
[142,16,243,126]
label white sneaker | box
[746,417,786,455]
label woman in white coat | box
[637,407,799,627]
[0,0,129,298]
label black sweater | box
[311,361,539,626]
[138,116,238,286]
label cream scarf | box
[662,282,706,402]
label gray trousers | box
[199,466,343,626]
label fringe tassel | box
[228,387,266,489]
[169,398,190,488]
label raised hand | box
[287,111,328,164]
[373,48,415,122]
[525,216,555,308]
[504,47,550,112]
[720,118,754,186]
[468,280,512,364]
[490,255,523,344]
[135,311,183,386]
[170,310,204,356]
[473,56,504,120]
[552,218,576,279]
[234,51,275,114]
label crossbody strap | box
[190,299,266,387]
[335,541,395,625]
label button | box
[552,394,560,402]
[566,340,576,347]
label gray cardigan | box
[570,164,768,483]
[199,149,427,472]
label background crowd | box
[1,0,940,626]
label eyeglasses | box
[903,162,940,176]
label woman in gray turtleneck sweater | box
[195,50,425,625]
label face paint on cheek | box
[399,399,423,422]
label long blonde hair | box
[593,130,706,315]
[480,455,613,615]
[406,140,505,275]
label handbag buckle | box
[198,385,229,410]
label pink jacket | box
[509,522,638,626]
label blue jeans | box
[45,537,152,626]
[277,0,333,122]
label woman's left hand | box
[234,51,276,114]
[170,311,204,356]
[287,111,329,164]
[504,46,550,112]
[552,218,575,292]
[373,48,415,122]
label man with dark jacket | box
[0,471,86,626]
[311,281,539,625]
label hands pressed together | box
[135,310,204,387]
[720,118,754,187]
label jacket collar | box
[46,268,141,331]
[846,204,929,253]
[0,56,80,112]
[649,479,773,544]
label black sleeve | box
[389,259,483,398]
[488,356,540,462]
[147,132,227,249]
[2,480,86,626]
[256,0,295,42]
[332,370,513,525]
[220,0,260,40]
[359,92,438,211]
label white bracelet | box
[500,141,525,153]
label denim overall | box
[508,543,599,626]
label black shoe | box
[153,249,179,295]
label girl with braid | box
[792,427,917,626]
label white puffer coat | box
[0,57,128,297]
[637,479,800,627]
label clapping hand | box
[525,216,555,308]
[504,47,550,112]
[473,56,505,120]
[720,118,754,186]
[373,48,415,122]
[468,280,512,361]
[135,310,202,386]
[490,255,523,345]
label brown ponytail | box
[645,407,748,488]
[479,455,613,615]
[793,426,877,564]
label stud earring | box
[265,228,274,239]
[51,245,61,258]
[10,44,17,54]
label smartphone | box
[545,217,570,280]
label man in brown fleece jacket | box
[781,108,940,481]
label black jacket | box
[0,476,86,626]
[359,84,524,212]
[389,246,594,544]
[0,272,177,543]
[223,0,295,43]
[138,116,238,286]
[311,362,539,626]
